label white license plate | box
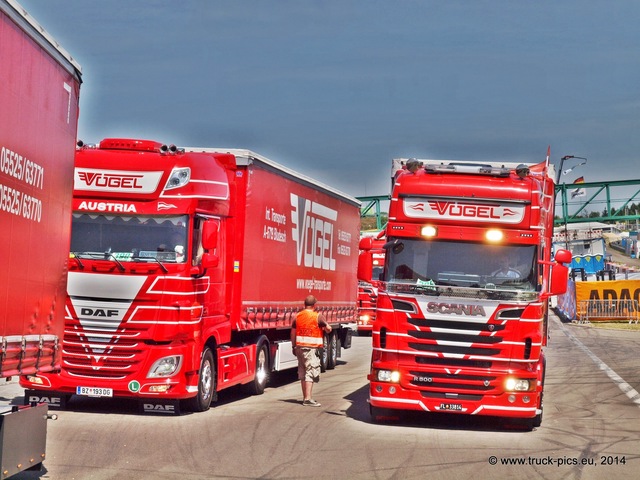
[76,386,113,397]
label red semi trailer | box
[1,0,81,475]
[21,140,359,414]
[359,155,571,429]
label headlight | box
[359,314,371,323]
[376,369,401,383]
[26,375,44,385]
[164,167,191,190]
[505,378,531,391]
[148,355,183,378]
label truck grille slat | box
[407,331,502,344]
[408,342,501,356]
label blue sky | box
[19,0,640,200]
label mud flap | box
[24,390,68,409]
[341,328,353,349]
[140,399,181,416]
[0,403,48,477]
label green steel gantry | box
[555,178,640,226]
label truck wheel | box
[244,341,270,395]
[320,335,329,372]
[183,348,216,412]
[327,331,339,370]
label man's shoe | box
[302,399,321,407]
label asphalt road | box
[4,314,640,480]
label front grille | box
[62,319,148,379]
[394,300,528,398]
[409,369,497,394]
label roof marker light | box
[421,226,437,237]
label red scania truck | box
[21,139,359,414]
[358,156,571,429]
[1,0,81,474]
[357,236,385,335]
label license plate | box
[439,403,462,411]
[76,386,113,397]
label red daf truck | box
[358,156,571,429]
[357,236,385,335]
[1,0,81,474]
[21,140,359,414]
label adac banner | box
[575,280,640,305]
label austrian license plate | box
[76,386,113,397]
[439,403,462,411]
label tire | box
[183,348,216,412]
[244,341,269,395]
[327,331,339,370]
[319,334,329,372]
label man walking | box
[291,295,332,407]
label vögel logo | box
[403,198,525,224]
[290,193,337,271]
[78,171,143,189]
[74,168,163,193]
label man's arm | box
[290,320,296,350]
[318,314,332,333]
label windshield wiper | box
[145,256,169,273]
[103,252,126,272]
[131,254,169,273]
[70,252,85,269]
[70,251,126,272]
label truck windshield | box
[70,214,188,263]
[384,238,537,291]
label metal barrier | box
[577,299,640,324]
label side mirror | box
[359,236,373,251]
[202,220,219,250]
[549,248,571,296]
[201,252,219,269]
[358,251,373,282]
[554,248,572,264]
[192,219,220,277]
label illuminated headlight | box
[165,167,191,190]
[486,229,504,242]
[376,369,401,383]
[359,314,371,324]
[149,385,171,393]
[421,225,437,237]
[26,375,44,385]
[505,378,531,391]
[148,355,183,378]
